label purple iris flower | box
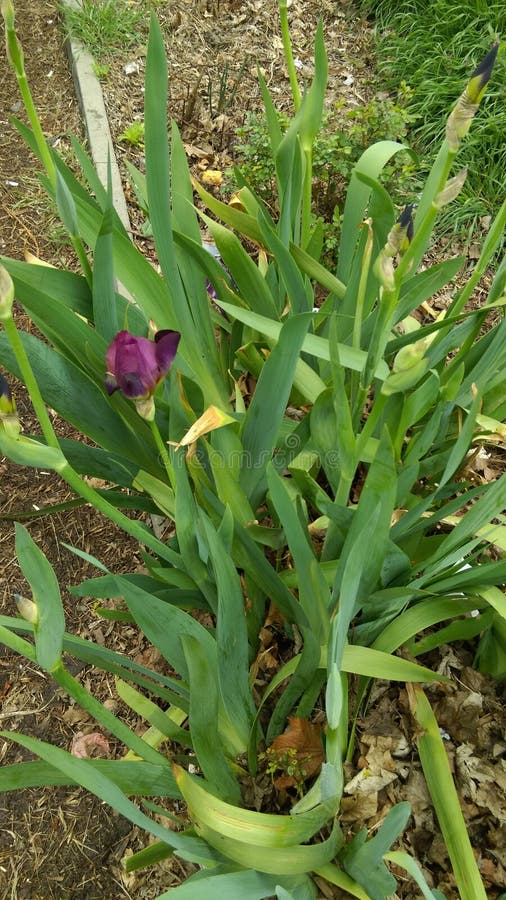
[105,329,180,399]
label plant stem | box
[3,5,56,189]
[397,147,457,280]
[350,220,374,413]
[352,287,398,431]
[354,391,388,463]
[2,316,60,449]
[59,461,181,567]
[352,221,374,353]
[149,417,175,489]
[448,196,506,319]
[301,146,313,250]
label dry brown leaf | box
[433,689,482,742]
[344,768,397,796]
[269,717,324,789]
[480,857,506,889]
[456,745,506,823]
[84,476,109,490]
[62,705,91,726]
[340,791,378,823]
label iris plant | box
[105,328,180,420]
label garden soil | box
[0,1,505,898]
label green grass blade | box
[475,585,506,622]
[437,389,481,489]
[258,68,283,153]
[217,301,389,380]
[229,520,310,631]
[115,678,192,748]
[180,635,241,804]
[120,578,216,683]
[158,869,287,900]
[289,242,346,298]
[410,609,495,658]
[395,256,464,324]
[0,731,204,856]
[197,819,341,875]
[384,850,443,900]
[372,595,485,654]
[240,313,311,506]
[0,256,92,318]
[267,464,329,639]
[330,431,397,660]
[172,450,218,608]
[0,758,181,797]
[123,840,174,872]
[340,802,410,896]
[193,178,264,245]
[143,17,227,405]
[297,19,328,153]
[174,764,333,848]
[200,513,256,750]
[313,863,369,899]
[70,134,128,228]
[0,622,36,661]
[337,141,410,283]
[170,123,223,372]
[0,615,189,706]
[201,214,279,318]
[11,119,175,327]
[144,16,184,313]
[258,214,312,313]
[407,684,487,899]
[422,472,506,570]
[340,645,448,683]
[15,523,64,671]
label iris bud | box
[14,592,39,625]
[393,337,431,373]
[0,264,14,321]
[446,44,499,151]
[105,329,180,413]
[0,372,20,437]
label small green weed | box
[92,61,110,79]
[231,94,416,264]
[61,0,146,61]
[207,59,249,119]
[119,119,145,145]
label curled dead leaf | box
[70,731,110,759]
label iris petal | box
[154,330,181,373]
[105,329,181,402]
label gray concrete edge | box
[60,0,131,234]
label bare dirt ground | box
[0,1,505,898]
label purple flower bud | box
[105,329,180,399]
[446,43,499,150]
[0,371,20,437]
[468,43,499,104]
